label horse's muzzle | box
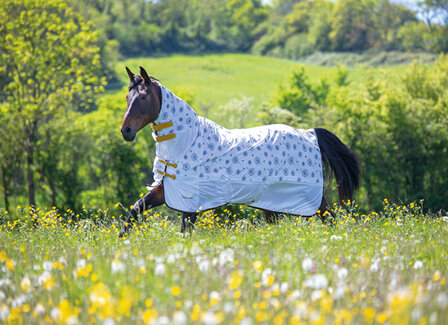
[121,126,136,141]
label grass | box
[1,201,447,324]
[115,53,406,113]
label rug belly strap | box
[156,133,176,142]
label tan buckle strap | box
[156,133,176,142]
[158,158,177,168]
[156,169,176,180]
[150,121,173,132]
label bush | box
[276,56,448,210]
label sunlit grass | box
[116,53,406,112]
[1,201,447,324]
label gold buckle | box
[158,158,177,168]
[156,169,176,180]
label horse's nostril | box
[125,126,131,134]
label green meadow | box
[1,203,447,324]
[116,54,406,112]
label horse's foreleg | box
[119,183,165,237]
[181,212,198,234]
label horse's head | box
[121,66,161,141]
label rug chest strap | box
[150,121,173,131]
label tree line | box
[70,0,448,61]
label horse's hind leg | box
[181,212,198,234]
[263,209,281,224]
[119,183,165,237]
[318,196,336,225]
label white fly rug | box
[150,85,323,215]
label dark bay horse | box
[119,67,360,237]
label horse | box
[119,66,360,237]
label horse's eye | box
[141,94,147,100]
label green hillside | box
[115,54,404,113]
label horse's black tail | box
[314,128,360,203]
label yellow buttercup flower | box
[171,285,181,296]
[228,270,243,290]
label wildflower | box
[433,271,441,281]
[43,261,53,271]
[311,289,322,301]
[337,268,348,280]
[0,304,9,321]
[302,257,313,272]
[376,311,388,324]
[414,260,423,269]
[88,282,115,320]
[173,311,187,325]
[58,299,80,324]
[286,289,300,302]
[370,259,380,272]
[155,316,170,324]
[50,307,61,321]
[330,235,342,241]
[38,271,55,290]
[218,248,234,266]
[111,259,125,273]
[20,277,32,292]
[142,308,158,324]
[103,318,115,325]
[34,303,45,316]
[437,293,448,308]
[5,258,15,270]
[261,268,274,286]
[171,286,181,296]
[239,317,252,325]
[202,312,218,325]
[117,286,137,317]
[209,291,220,306]
[252,260,263,272]
[155,263,166,276]
[198,259,210,272]
[223,302,236,313]
[362,307,375,324]
[304,274,328,289]
[228,270,243,290]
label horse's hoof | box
[118,228,126,238]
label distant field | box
[115,54,406,112]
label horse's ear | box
[125,67,134,81]
[140,66,151,84]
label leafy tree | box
[35,112,90,209]
[329,0,379,51]
[375,0,416,50]
[0,0,105,207]
[276,67,329,116]
[307,0,333,51]
[0,110,24,212]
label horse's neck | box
[153,85,199,161]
